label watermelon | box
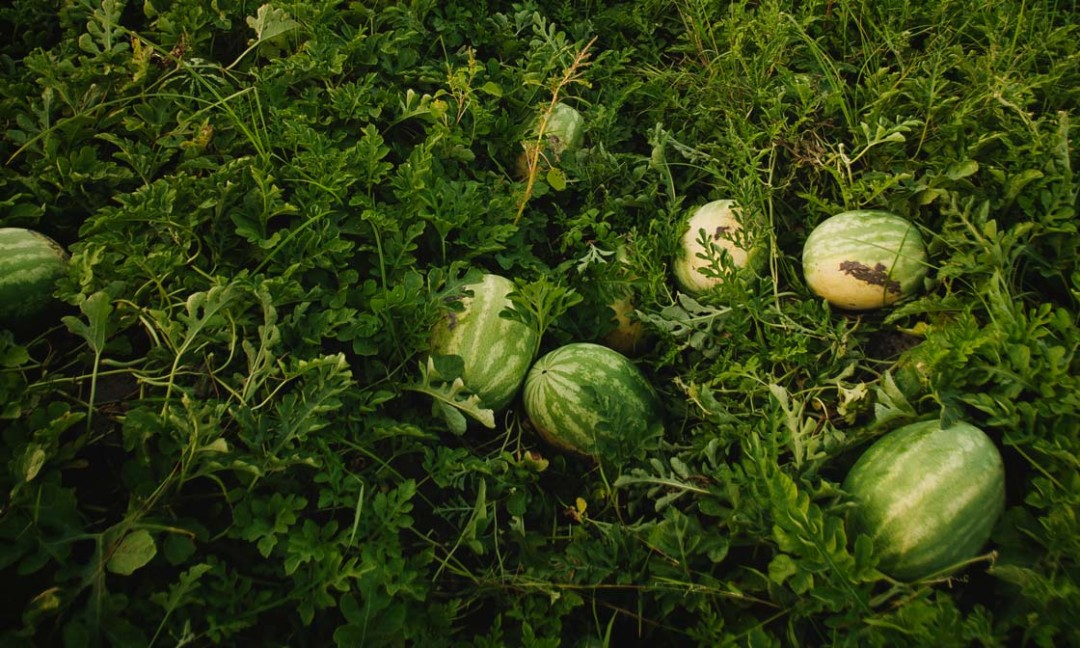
[674,200,754,294]
[602,293,648,356]
[0,228,68,324]
[543,102,584,157]
[842,419,1006,581]
[430,273,539,411]
[802,210,928,311]
[515,102,585,179]
[522,342,664,460]
[601,244,649,356]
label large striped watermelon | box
[430,273,539,411]
[842,419,1006,581]
[802,210,928,311]
[522,342,664,460]
[1,227,68,324]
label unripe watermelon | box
[523,342,663,460]
[842,419,1006,581]
[802,210,928,310]
[1,228,68,324]
[515,102,585,179]
[674,200,754,294]
[430,274,539,411]
[544,102,584,157]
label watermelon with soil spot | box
[802,210,928,311]
[674,200,756,294]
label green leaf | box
[404,356,495,431]
[163,534,197,566]
[546,167,567,191]
[150,562,213,615]
[20,444,47,483]
[479,81,503,97]
[768,553,798,585]
[107,530,157,576]
[61,291,113,354]
[873,371,917,426]
[502,276,583,345]
[946,159,979,180]
[246,4,300,43]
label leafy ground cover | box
[1,0,1078,645]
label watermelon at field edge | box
[0,227,68,324]
[429,273,540,411]
[842,419,1006,581]
[802,210,928,310]
[523,342,664,461]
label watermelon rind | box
[802,210,928,311]
[842,419,1006,581]
[522,342,664,460]
[0,227,68,324]
[430,273,539,412]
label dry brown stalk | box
[513,37,598,225]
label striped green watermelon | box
[842,419,1006,581]
[430,273,539,411]
[544,102,584,157]
[522,342,664,460]
[802,210,928,310]
[1,228,68,324]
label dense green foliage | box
[1,0,1078,645]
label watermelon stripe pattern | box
[802,210,928,311]
[523,342,663,459]
[1,228,68,323]
[842,420,1005,581]
[430,274,539,411]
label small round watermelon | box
[522,342,663,460]
[0,227,68,324]
[602,293,648,356]
[430,273,539,411]
[674,200,754,294]
[544,102,584,157]
[802,210,928,310]
[842,419,1006,581]
[600,243,649,356]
